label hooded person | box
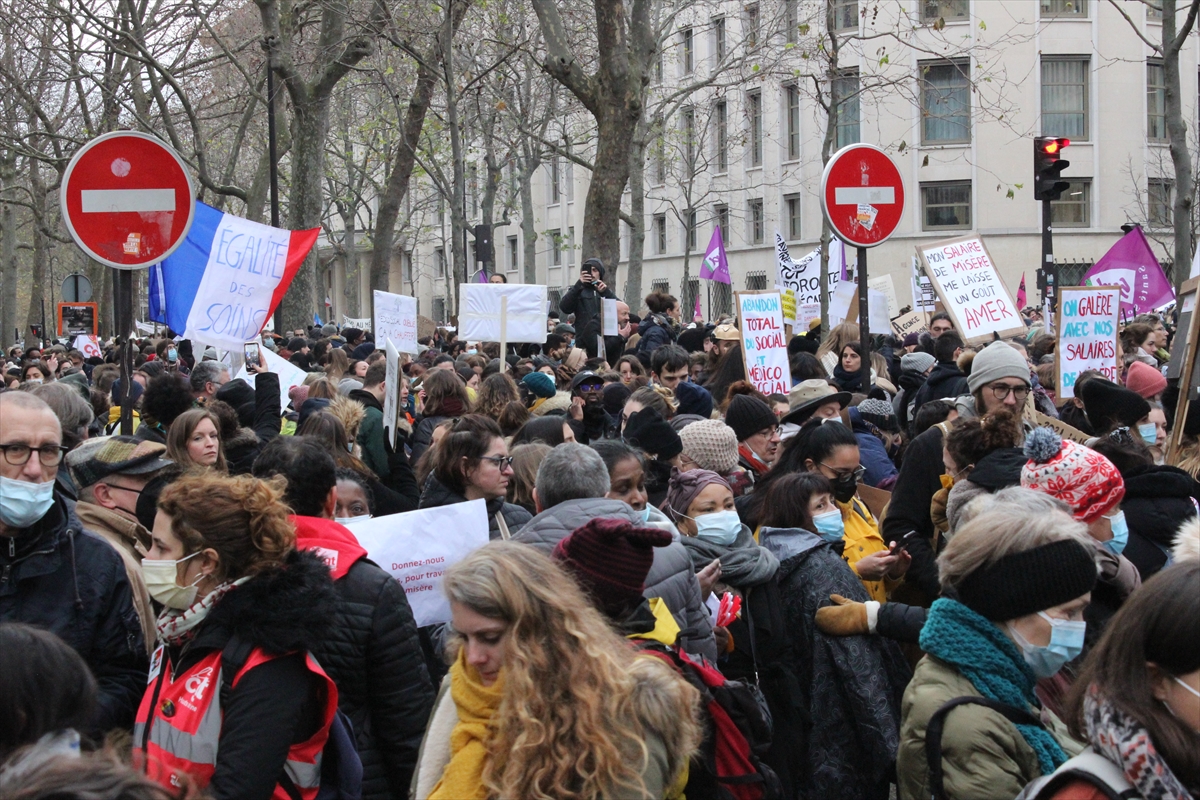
[894,351,937,433]
[251,437,436,799]
[559,258,617,359]
[674,380,714,419]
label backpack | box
[221,636,363,800]
[642,646,783,800]
[1015,749,1140,800]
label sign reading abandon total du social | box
[916,235,1025,345]
[736,291,790,395]
[1055,285,1121,400]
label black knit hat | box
[623,408,683,461]
[955,539,1097,621]
[724,394,778,442]
[1077,378,1151,433]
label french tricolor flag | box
[149,202,318,348]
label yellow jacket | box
[838,496,901,602]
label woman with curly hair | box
[134,472,339,799]
[165,408,227,472]
[473,373,527,436]
[414,541,701,800]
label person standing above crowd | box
[559,259,616,360]
[636,291,681,361]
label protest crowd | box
[1,257,1198,800]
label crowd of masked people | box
[0,259,1197,800]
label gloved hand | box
[815,594,870,637]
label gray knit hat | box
[900,351,936,375]
[679,419,740,474]
[966,342,1030,393]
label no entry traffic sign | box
[820,144,905,248]
[60,131,195,269]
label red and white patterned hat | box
[1020,427,1124,523]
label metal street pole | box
[1040,197,1056,308]
[856,246,871,392]
[116,268,134,435]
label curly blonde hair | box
[443,542,702,800]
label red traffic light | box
[1042,138,1069,154]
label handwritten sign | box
[343,500,490,627]
[891,310,928,340]
[459,283,548,343]
[867,274,900,318]
[736,291,790,395]
[372,290,418,354]
[916,235,1025,345]
[913,256,937,310]
[775,234,839,324]
[1055,286,1120,400]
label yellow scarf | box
[429,649,505,800]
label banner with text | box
[372,290,418,354]
[736,291,790,395]
[916,235,1025,345]
[1055,286,1121,400]
[775,234,840,326]
[343,500,490,627]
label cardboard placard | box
[58,302,98,336]
[372,290,418,354]
[417,315,437,340]
[1054,286,1120,400]
[1030,409,1091,445]
[916,235,1025,345]
[735,291,790,395]
[342,500,491,627]
[891,310,928,339]
[458,283,548,343]
[867,274,900,318]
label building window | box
[785,0,798,42]
[923,0,968,22]
[921,181,972,230]
[654,214,668,254]
[714,204,730,239]
[1148,179,1173,228]
[748,198,764,244]
[785,84,801,161]
[1148,60,1166,141]
[683,278,700,319]
[1042,58,1088,140]
[434,247,446,277]
[1041,0,1087,17]
[745,4,760,49]
[549,158,560,204]
[833,70,860,150]
[682,107,696,174]
[507,236,519,272]
[432,297,446,324]
[715,100,728,172]
[651,279,670,295]
[548,229,562,266]
[745,270,768,290]
[401,251,412,284]
[682,27,694,74]
[713,17,726,61]
[921,60,971,144]
[748,90,763,166]
[566,227,575,267]
[1050,180,1090,227]
[785,195,802,240]
[687,211,698,251]
[832,0,858,31]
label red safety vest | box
[134,644,338,798]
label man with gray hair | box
[514,443,717,661]
[189,359,230,404]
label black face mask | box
[832,473,858,504]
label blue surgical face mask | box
[167,348,178,361]
[467,349,477,355]
[1102,510,1128,556]
[1008,612,1087,679]
[684,509,742,546]
[812,509,846,543]
[639,506,652,523]
[0,475,56,528]
[1138,422,1157,445]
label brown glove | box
[815,594,870,637]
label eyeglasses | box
[987,383,1029,401]
[820,463,866,481]
[577,382,603,393]
[1,443,70,467]
[479,455,514,470]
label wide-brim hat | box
[779,379,850,427]
[713,323,740,341]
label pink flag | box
[700,226,731,284]
[476,269,488,283]
[693,294,702,321]
[1016,273,1027,309]
[1083,227,1175,317]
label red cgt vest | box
[134,644,338,798]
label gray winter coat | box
[514,497,718,663]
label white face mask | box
[141,552,204,609]
[335,515,371,526]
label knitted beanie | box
[1020,427,1125,523]
[663,467,732,522]
[857,398,899,433]
[725,394,778,441]
[955,538,1098,621]
[602,382,631,418]
[679,419,740,474]
[623,408,683,461]
[521,371,557,399]
[675,381,715,419]
[967,342,1030,393]
[901,351,936,375]
[552,518,672,620]
[1123,361,1167,400]
[1077,378,1151,433]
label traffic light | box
[1034,136,1070,201]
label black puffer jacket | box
[418,473,531,539]
[0,495,147,734]
[221,372,281,475]
[560,278,616,358]
[910,362,969,411]
[1121,465,1200,579]
[292,517,435,800]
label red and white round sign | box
[60,131,195,269]
[820,144,905,248]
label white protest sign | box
[372,290,418,354]
[916,236,1025,345]
[868,288,891,332]
[601,298,619,336]
[382,339,401,448]
[1055,286,1121,400]
[828,280,858,326]
[868,274,900,318]
[343,500,491,627]
[913,256,937,311]
[775,234,839,323]
[736,291,790,395]
[342,315,372,330]
[234,345,308,414]
[797,303,822,330]
[73,334,102,359]
[136,321,157,335]
[892,310,928,340]
[459,283,548,343]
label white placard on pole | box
[916,235,1025,345]
[234,345,308,414]
[459,283,548,343]
[601,298,619,336]
[372,290,418,354]
[735,291,790,395]
[382,339,401,448]
[1055,286,1121,400]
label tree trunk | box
[520,142,539,285]
[0,155,16,348]
[625,126,648,309]
[1163,0,1198,295]
[819,1,841,335]
[444,23,469,315]
[24,161,47,351]
[582,105,638,267]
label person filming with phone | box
[559,257,617,360]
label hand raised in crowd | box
[569,395,585,421]
[697,558,722,599]
[594,279,607,293]
[45,354,58,375]
[246,359,269,375]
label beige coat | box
[74,502,156,653]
